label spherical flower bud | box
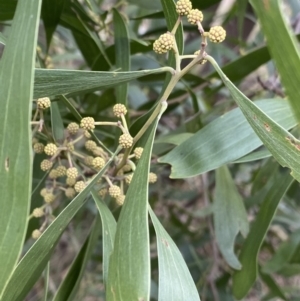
[67,122,79,135]
[40,188,48,197]
[122,164,132,172]
[37,97,51,110]
[153,40,164,54]
[84,130,92,139]
[56,165,67,177]
[98,188,107,197]
[44,193,55,203]
[149,172,157,183]
[49,169,59,179]
[74,181,86,193]
[116,194,125,206]
[134,147,143,159]
[176,0,192,16]
[32,229,42,239]
[187,9,203,25]
[125,174,133,184]
[93,146,105,157]
[209,26,226,43]
[85,140,97,151]
[33,142,44,154]
[92,157,105,170]
[66,167,78,179]
[80,117,95,130]
[157,33,174,53]
[32,207,44,218]
[109,185,121,198]
[119,133,133,149]
[65,187,76,199]
[66,177,76,186]
[113,104,127,117]
[44,143,58,156]
[84,156,94,166]
[41,159,53,171]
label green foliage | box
[1,0,300,300]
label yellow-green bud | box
[33,142,44,154]
[74,181,86,193]
[44,143,58,156]
[66,167,78,179]
[187,9,203,25]
[149,172,157,183]
[109,185,121,198]
[66,177,76,186]
[56,165,67,177]
[113,104,127,117]
[176,0,192,16]
[125,174,133,184]
[32,229,42,239]
[98,188,107,197]
[49,169,59,179]
[119,133,133,149]
[85,140,97,151]
[116,194,125,206]
[80,117,95,130]
[209,26,226,43]
[65,187,76,199]
[92,157,105,170]
[84,156,94,166]
[134,147,143,159]
[40,159,53,171]
[32,207,44,218]
[44,193,55,203]
[67,122,79,135]
[37,97,51,110]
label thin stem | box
[94,121,119,126]
[180,55,197,59]
[171,16,181,35]
[69,134,84,145]
[121,115,128,132]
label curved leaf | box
[214,166,249,270]
[50,101,65,144]
[106,118,160,301]
[91,191,117,285]
[149,207,201,301]
[251,0,300,123]
[0,150,119,301]
[159,99,297,178]
[232,172,293,299]
[33,67,173,98]
[0,0,42,294]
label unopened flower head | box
[187,9,203,25]
[84,156,94,166]
[209,26,226,43]
[80,117,95,131]
[66,167,78,179]
[134,147,143,159]
[74,181,86,193]
[119,133,133,149]
[92,157,105,170]
[149,172,158,183]
[153,33,174,54]
[66,177,76,186]
[40,159,53,171]
[65,187,76,199]
[176,0,192,16]
[32,207,44,218]
[116,194,125,206]
[37,97,51,110]
[32,229,42,240]
[98,188,107,197]
[56,165,67,177]
[113,103,127,117]
[33,143,44,154]
[85,140,97,151]
[44,192,55,203]
[109,185,121,198]
[125,174,133,184]
[44,143,57,156]
[67,122,79,135]
[49,169,59,179]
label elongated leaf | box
[262,229,300,274]
[155,133,194,146]
[0,32,6,45]
[214,166,249,270]
[41,0,66,48]
[113,9,130,107]
[159,99,297,178]
[232,172,293,299]
[91,191,117,285]
[106,118,160,301]
[43,262,50,301]
[233,148,271,163]
[149,207,201,301]
[53,217,101,301]
[0,0,41,294]
[33,67,173,98]
[251,0,300,122]
[1,150,119,301]
[206,55,300,183]
[50,101,65,143]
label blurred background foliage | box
[1,0,300,300]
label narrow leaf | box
[0,32,6,45]
[159,99,297,178]
[50,101,65,144]
[41,0,66,48]
[149,207,201,301]
[106,119,160,301]
[113,9,130,106]
[232,172,293,299]
[0,0,41,294]
[33,67,173,98]
[53,217,101,301]
[1,150,119,301]
[214,166,249,270]
[206,55,300,183]
[91,191,117,285]
[251,0,300,122]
